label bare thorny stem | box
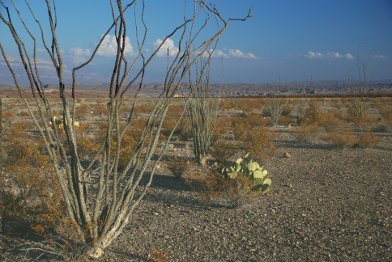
[0,0,251,257]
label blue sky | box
[0,0,391,84]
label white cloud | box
[71,47,91,58]
[97,34,134,57]
[202,48,257,60]
[70,47,92,64]
[305,51,354,60]
[304,51,324,59]
[201,49,229,59]
[326,52,342,59]
[372,54,386,59]
[228,49,257,59]
[153,38,179,57]
[345,53,354,60]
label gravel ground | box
[1,143,391,261]
[97,145,392,261]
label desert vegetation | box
[2,94,391,260]
[1,0,391,261]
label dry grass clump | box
[161,115,188,140]
[318,111,343,131]
[324,129,359,148]
[324,129,378,148]
[1,130,69,241]
[217,98,235,111]
[357,131,379,147]
[210,140,238,165]
[165,155,191,178]
[213,116,233,140]
[91,103,107,116]
[247,127,276,161]
[279,115,292,126]
[303,99,320,125]
[134,102,155,114]
[380,108,392,127]
[149,248,170,262]
[293,124,319,143]
[237,98,262,113]
[76,103,89,116]
[230,114,276,161]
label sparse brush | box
[265,98,286,126]
[324,129,359,148]
[295,99,307,125]
[380,108,392,127]
[318,111,343,131]
[357,131,379,147]
[247,127,276,161]
[294,123,319,143]
[165,154,190,178]
[303,99,320,125]
[210,140,237,165]
[213,116,233,140]
[237,98,261,113]
[149,248,170,262]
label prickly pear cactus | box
[220,154,272,193]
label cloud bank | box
[305,51,354,60]
[204,48,257,60]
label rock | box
[282,152,291,158]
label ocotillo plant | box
[0,0,251,258]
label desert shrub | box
[265,98,286,126]
[213,116,233,140]
[347,113,377,129]
[247,113,269,128]
[303,99,320,125]
[17,111,30,117]
[380,108,392,126]
[324,129,359,148]
[348,97,368,119]
[247,127,276,161]
[281,104,292,116]
[165,155,191,178]
[232,117,248,142]
[293,123,319,143]
[357,131,379,147]
[161,115,188,140]
[134,103,155,114]
[231,116,276,160]
[278,115,291,126]
[318,111,343,131]
[210,140,238,165]
[115,133,137,171]
[218,98,235,111]
[295,99,308,125]
[76,103,89,116]
[237,98,261,113]
[1,144,66,239]
[92,103,107,116]
[2,110,15,119]
[149,248,170,262]
[77,137,100,159]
